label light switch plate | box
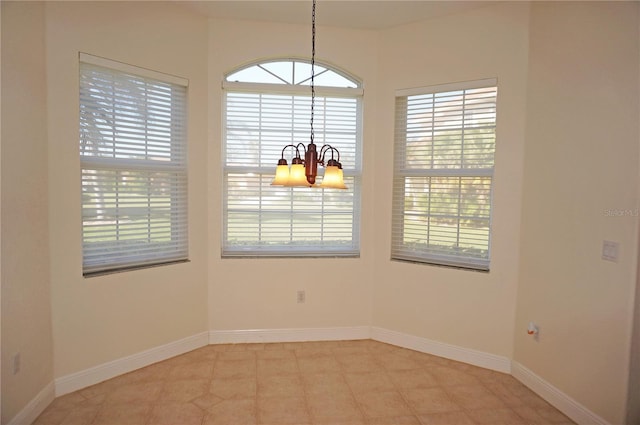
[602,240,619,262]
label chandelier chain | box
[310,0,316,144]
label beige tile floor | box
[34,340,575,425]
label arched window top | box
[225,59,360,89]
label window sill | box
[83,259,190,278]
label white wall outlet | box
[602,240,619,262]
[527,322,540,342]
[12,353,21,375]
[297,290,306,303]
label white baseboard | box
[208,325,511,374]
[209,326,371,344]
[54,331,208,396]
[7,381,55,425]
[511,361,610,425]
[370,326,512,373]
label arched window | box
[226,59,359,88]
[222,59,363,257]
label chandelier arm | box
[295,142,307,157]
[280,144,305,159]
[318,144,334,164]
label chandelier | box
[270,0,347,189]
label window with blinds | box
[223,59,362,257]
[391,79,497,271]
[79,53,188,275]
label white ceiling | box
[178,1,495,30]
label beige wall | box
[371,2,530,358]
[207,19,377,332]
[628,5,640,422]
[45,2,209,377]
[515,2,639,424]
[630,236,640,423]
[1,1,54,422]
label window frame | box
[221,58,363,258]
[79,53,189,276]
[391,78,498,271]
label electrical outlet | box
[602,240,619,262]
[12,353,20,375]
[297,290,306,303]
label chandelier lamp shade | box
[270,0,347,190]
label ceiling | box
[178,1,495,30]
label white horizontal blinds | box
[223,61,361,257]
[80,57,188,274]
[225,93,358,169]
[225,174,357,255]
[392,81,497,270]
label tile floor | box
[34,340,575,425]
